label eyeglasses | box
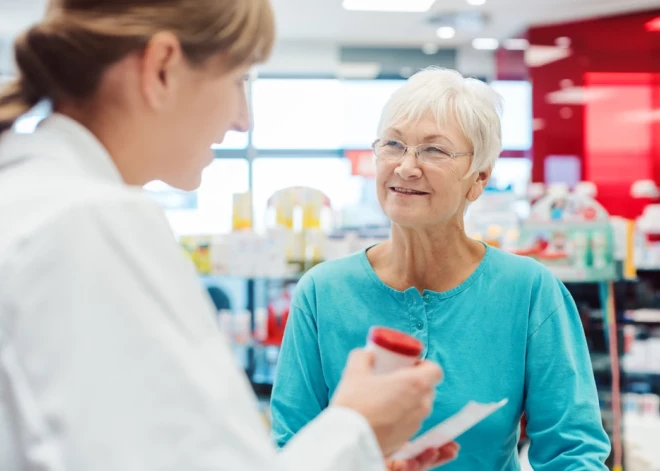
[372,139,473,166]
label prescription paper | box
[391,398,509,460]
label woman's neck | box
[369,223,485,294]
[56,100,154,187]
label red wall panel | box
[525,10,660,218]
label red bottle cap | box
[369,326,423,358]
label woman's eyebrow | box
[423,134,454,146]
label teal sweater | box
[271,245,610,470]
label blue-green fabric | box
[271,245,610,470]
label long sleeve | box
[0,197,385,471]
[524,280,611,470]
[270,298,330,448]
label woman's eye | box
[384,141,402,147]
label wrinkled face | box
[375,115,487,229]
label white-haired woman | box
[271,68,611,470]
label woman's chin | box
[162,172,203,192]
[387,211,428,229]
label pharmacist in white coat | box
[0,1,449,471]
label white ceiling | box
[270,0,660,46]
[0,0,658,73]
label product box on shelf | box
[465,185,523,250]
[623,392,660,471]
[635,204,660,271]
[179,232,293,278]
[516,191,617,282]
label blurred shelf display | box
[465,185,524,251]
[515,190,617,283]
[625,309,660,325]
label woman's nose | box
[395,150,423,179]
[232,87,250,133]
[231,112,250,133]
[232,117,250,133]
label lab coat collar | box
[37,113,125,184]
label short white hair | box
[377,67,504,174]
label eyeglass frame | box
[371,138,473,165]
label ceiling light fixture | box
[466,0,486,5]
[472,38,499,50]
[342,0,436,13]
[524,45,572,67]
[437,27,456,39]
[503,38,529,50]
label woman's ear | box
[466,168,492,202]
[140,31,184,110]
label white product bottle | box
[591,231,608,269]
[366,326,424,374]
[572,231,589,268]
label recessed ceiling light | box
[467,0,486,5]
[472,38,499,50]
[503,38,529,50]
[342,0,436,13]
[437,27,456,39]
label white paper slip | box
[391,398,509,460]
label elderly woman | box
[270,68,610,470]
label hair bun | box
[15,21,101,104]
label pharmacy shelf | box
[251,381,274,398]
[624,309,660,325]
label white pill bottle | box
[366,326,424,374]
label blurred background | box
[2,0,660,469]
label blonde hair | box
[0,0,275,133]
[378,67,503,174]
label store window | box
[146,159,250,236]
[252,79,343,150]
[341,79,404,149]
[212,130,249,150]
[489,81,532,151]
[490,157,532,196]
[251,78,406,151]
[488,157,533,220]
[252,157,366,233]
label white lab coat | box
[0,114,385,471]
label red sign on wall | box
[345,150,376,177]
